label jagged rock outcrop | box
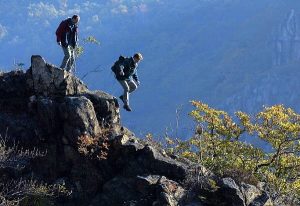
[241,183,272,206]
[30,55,88,96]
[94,175,186,206]
[0,56,273,206]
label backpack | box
[111,55,126,74]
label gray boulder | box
[92,175,186,206]
[30,55,88,96]
[59,96,101,144]
[110,134,189,181]
[219,178,246,206]
[83,90,120,126]
[241,183,273,206]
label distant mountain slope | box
[1,0,300,137]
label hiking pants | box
[118,80,138,106]
[60,45,75,72]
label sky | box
[1,0,300,145]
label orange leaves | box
[77,129,110,160]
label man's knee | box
[129,82,138,92]
[131,86,137,92]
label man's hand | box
[58,42,68,47]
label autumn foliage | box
[77,129,110,160]
[166,101,300,204]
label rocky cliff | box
[0,56,274,206]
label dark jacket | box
[56,18,78,48]
[114,57,139,82]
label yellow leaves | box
[181,151,197,159]
[76,36,100,58]
[165,137,175,145]
[236,111,253,131]
[179,101,300,199]
[83,36,100,45]
[257,105,300,130]
[292,179,300,190]
[190,100,245,140]
[190,138,200,146]
[208,179,220,191]
[145,133,153,141]
[263,172,300,197]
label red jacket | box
[55,18,78,47]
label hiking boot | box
[119,95,124,104]
[123,105,132,112]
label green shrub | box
[166,101,300,204]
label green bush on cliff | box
[166,101,300,204]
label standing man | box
[56,15,80,72]
[112,53,143,112]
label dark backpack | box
[111,55,126,74]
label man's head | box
[133,53,143,63]
[71,15,80,25]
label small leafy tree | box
[252,105,300,203]
[166,101,300,204]
[75,35,103,78]
[13,59,25,71]
[76,36,100,58]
